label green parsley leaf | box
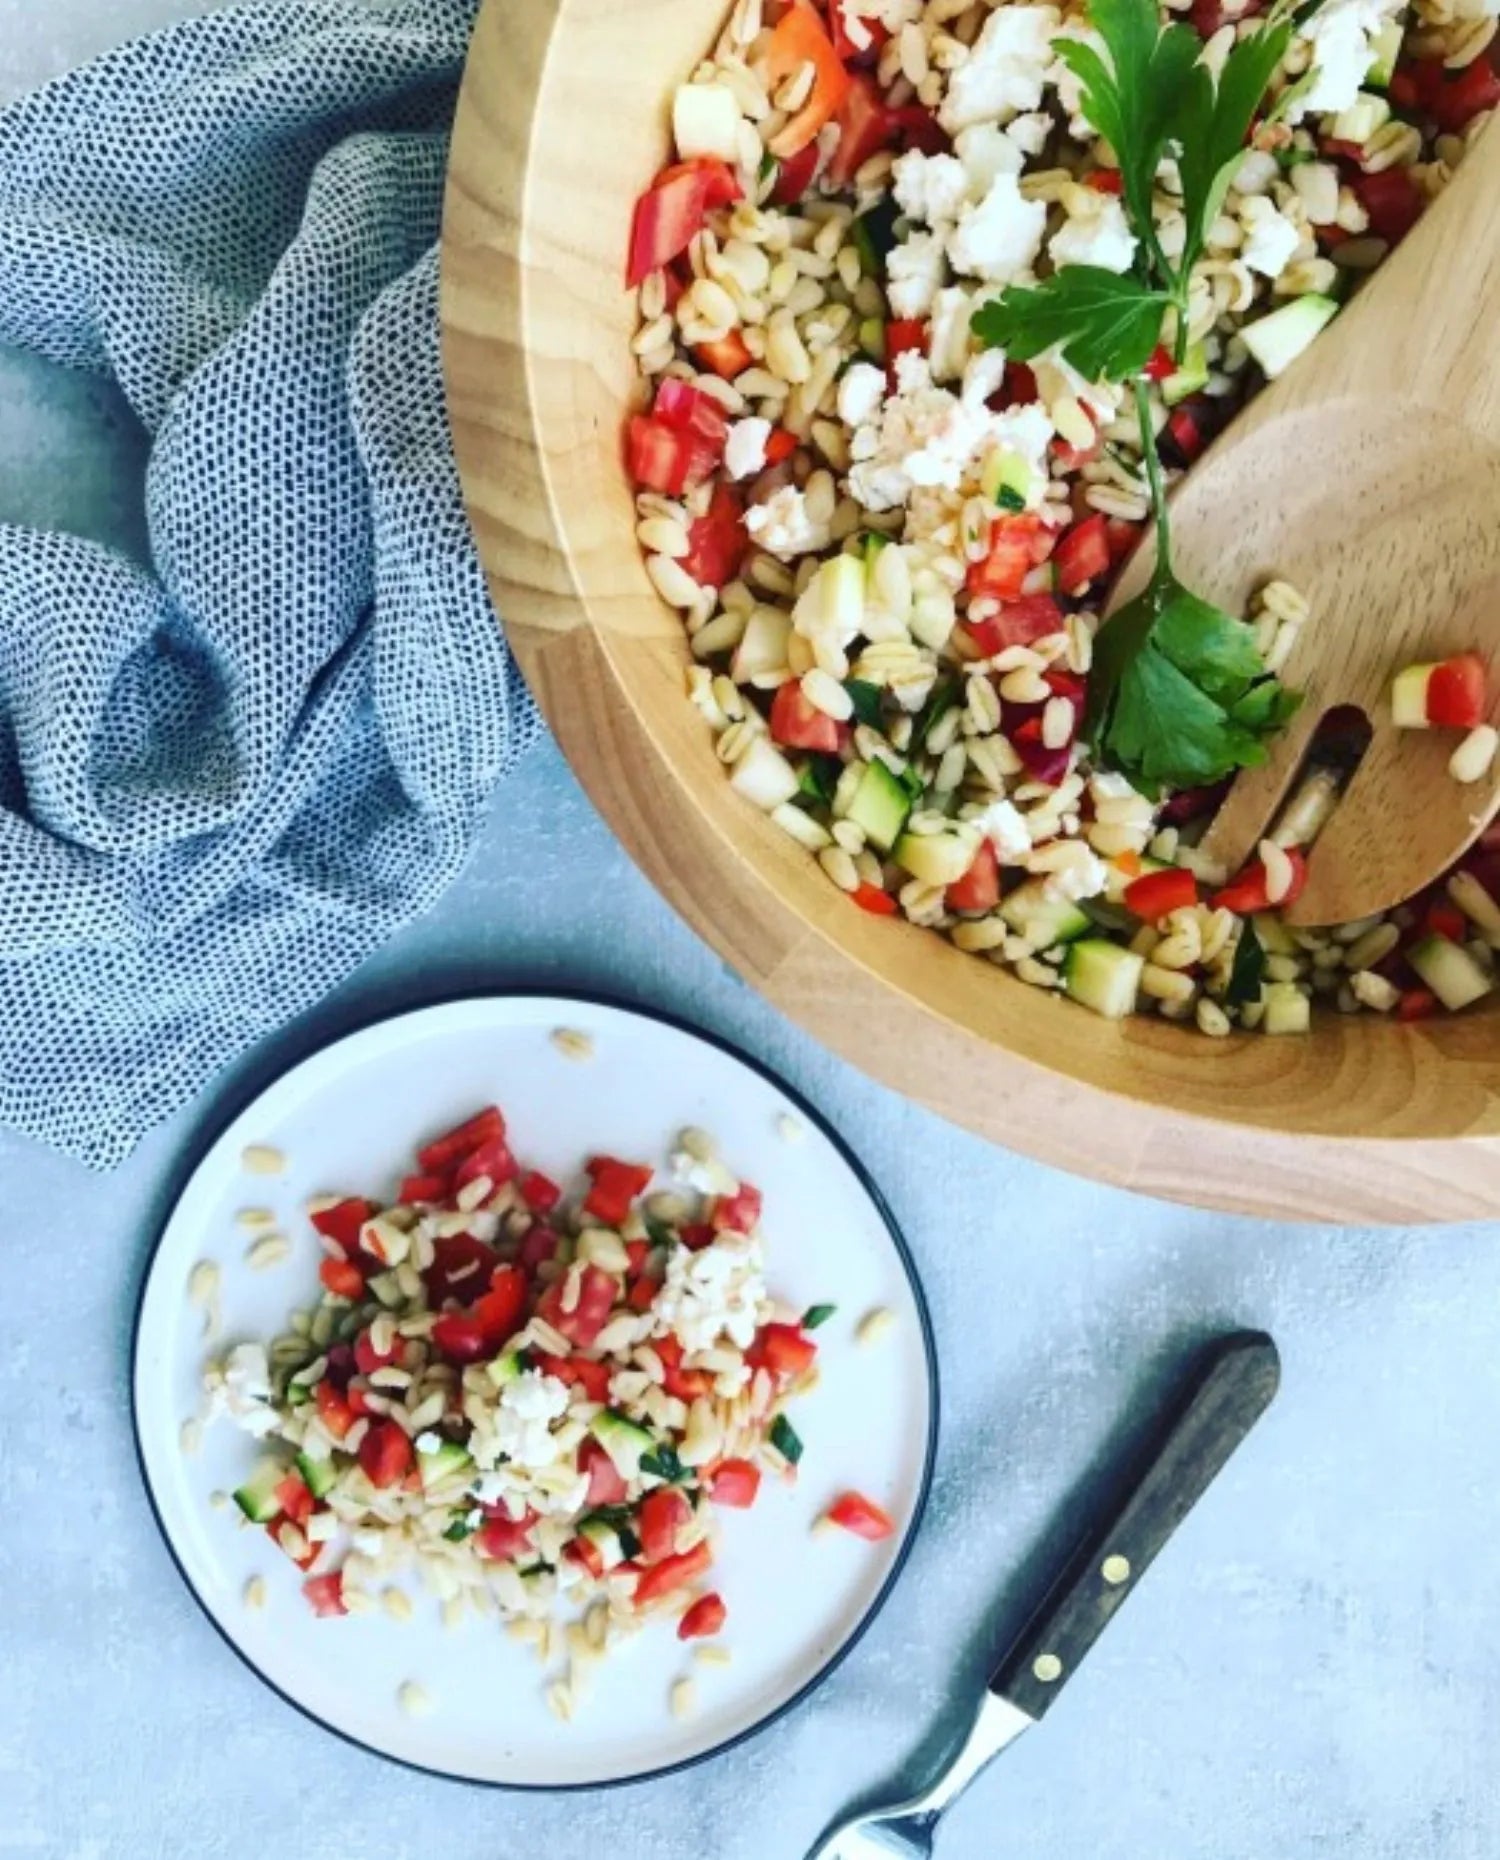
[644,1215,677,1250]
[443,1513,476,1542]
[843,679,885,728]
[972,268,1170,384]
[1225,918,1268,1007]
[797,753,842,807]
[910,677,958,756]
[802,1303,837,1330]
[769,1414,804,1465]
[641,1443,689,1484]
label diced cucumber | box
[796,553,866,642]
[577,1517,626,1571]
[730,606,791,684]
[1252,910,1299,959]
[1261,981,1312,1035]
[1064,939,1144,1019]
[233,1461,286,1524]
[418,1439,474,1493]
[730,737,800,812]
[1331,91,1391,143]
[591,1410,655,1481]
[1240,295,1338,380]
[487,1348,525,1389]
[1390,662,1434,729]
[1408,934,1494,1012]
[1161,341,1208,408]
[846,759,912,853]
[1367,18,1405,89]
[296,1452,338,1500]
[1000,879,1093,945]
[893,827,979,887]
[980,446,1041,512]
[672,81,742,163]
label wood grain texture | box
[1114,123,1500,926]
[992,1332,1281,1719]
[439,0,1500,1225]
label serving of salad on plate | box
[623,0,1499,1037]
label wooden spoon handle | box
[989,1332,1280,1720]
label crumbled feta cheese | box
[1238,197,1302,278]
[724,417,771,481]
[1089,769,1142,805]
[971,797,1033,861]
[837,360,888,428]
[887,229,948,318]
[351,1526,386,1557]
[940,5,1061,133]
[1233,149,1281,198]
[1287,0,1396,120]
[949,172,1048,286]
[1007,111,1052,159]
[492,1370,571,1470]
[954,123,1024,197]
[745,486,832,558]
[962,348,1009,408]
[893,149,971,225]
[1049,195,1138,274]
[1039,845,1108,902]
[414,1430,442,1454]
[849,353,1021,511]
[208,1343,279,1438]
[1031,342,1121,428]
[652,1232,767,1353]
[1048,22,1106,130]
[927,286,977,382]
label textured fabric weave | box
[0,0,537,1167]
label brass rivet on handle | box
[1032,1653,1063,1683]
[1101,1554,1131,1586]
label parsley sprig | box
[972,0,1310,794]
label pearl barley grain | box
[550,1027,595,1062]
[1449,724,1498,785]
[241,1144,285,1176]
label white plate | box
[133,994,937,1788]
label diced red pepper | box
[424,1233,502,1307]
[579,1437,629,1508]
[626,414,696,496]
[566,1534,605,1580]
[679,1593,728,1640]
[310,1197,376,1258]
[1424,898,1469,944]
[968,515,1046,603]
[398,1173,448,1206]
[826,0,889,63]
[824,71,890,188]
[628,1276,658,1312]
[319,1257,364,1301]
[765,3,851,158]
[851,881,898,916]
[885,317,929,384]
[1163,402,1207,463]
[764,426,799,464]
[345,1381,376,1419]
[633,1540,714,1606]
[431,1311,493,1364]
[354,1324,399,1377]
[1426,653,1489,730]
[1124,867,1200,920]
[274,1474,315,1526]
[302,1572,347,1618]
[1000,362,1038,409]
[358,1420,414,1490]
[417,1107,505,1175]
[1105,516,1145,567]
[654,1332,715,1400]
[538,1352,613,1404]
[1143,343,1175,380]
[1211,847,1309,916]
[1431,56,1500,133]
[1397,986,1439,1022]
[707,1458,762,1508]
[1009,716,1072,786]
[1087,166,1125,195]
[1053,514,1111,596]
[639,1487,693,1564]
[473,1265,529,1351]
[626,159,742,287]
[268,1519,319,1572]
[535,1264,620,1349]
[963,593,1067,658]
[709,1182,763,1234]
[759,1322,818,1382]
[476,1508,539,1562]
[682,483,748,590]
[695,331,754,379]
[625,1239,650,1276]
[772,139,823,204]
[946,839,1001,913]
[1353,167,1423,245]
[519,1170,562,1214]
[826,1491,896,1541]
[315,1377,356,1441]
[770,679,848,754]
[679,1223,716,1252]
[655,378,730,450]
[453,1134,518,1194]
[583,1156,654,1226]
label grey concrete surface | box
[3,6,1499,1859]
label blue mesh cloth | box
[0,0,537,1166]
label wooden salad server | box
[1109,118,1500,927]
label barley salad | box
[624,0,1500,1035]
[200,1104,892,1713]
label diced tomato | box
[398,1172,448,1206]
[417,1107,505,1175]
[315,1377,356,1440]
[1105,517,1145,566]
[885,318,929,383]
[1053,514,1111,597]
[425,1233,502,1306]
[888,102,949,154]
[826,71,890,189]
[707,1458,762,1508]
[354,1324,399,1376]
[566,1535,606,1580]
[319,1257,364,1301]
[1211,847,1309,915]
[1053,421,1101,471]
[302,1572,347,1618]
[764,426,799,464]
[1163,402,1207,463]
[626,159,741,287]
[1397,986,1439,1022]
[655,378,730,450]
[274,1474,315,1526]
[310,1197,376,1258]
[772,139,822,205]
[679,1593,728,1640]
[654,1331,715,1400]
[695,331,754,379]
[1431,56,1500,133]
[627,414,695,496]
[759,1322,818,1382]
[345,1381,376,1419]
[1424,898,1469,943]
[358,1420,414,1490]
[770,679,848,754]
[268,1519,319,1572]
[827,1491,896,1541]
[628,380,728,495]
[628,1276,658,1312]
[1087,166,1125,195]
[683,483,748,590]
[583,1156,655,1226]
[473,1265,528,1351]
[579,1437,629,1508]
[431,1311,492,1364]
[1354,167,1423,245]
[765,3,851,158]
[1124,867,1200,920]
[519,1170,562,1214]
[1143,343,1175,380]
[538,1351,613,1403]
[639,1487,693,1564]
[1009,716,1072,785]
[947,840,1001,913]
[625,1239,650,1275]
[709,1183,763,1234]
[633,1541,714,1607]
[536,1264,620,1349]
[520,1225,561,1271]
[968,515,1046,602]
[851,881,898,916]
[1426,653,1489,730]
[477,1508,539,1562]
[963,593,1066,658]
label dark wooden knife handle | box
[990,1330,1280,1719]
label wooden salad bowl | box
[439,0,1500,1224]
